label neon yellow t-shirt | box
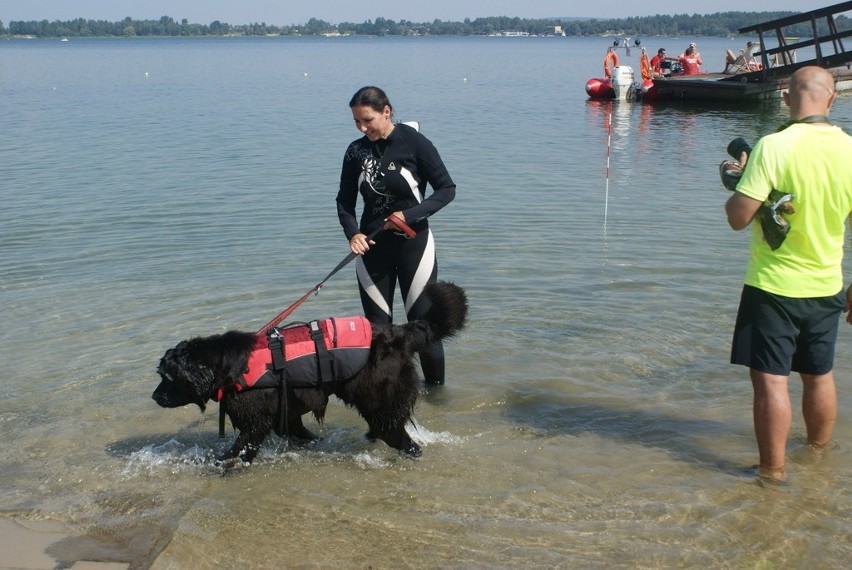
[736,122,852,297]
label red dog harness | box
[214,316,372,402]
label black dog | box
[152,282,467,464]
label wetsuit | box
[337,122,456,383]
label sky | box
[1,1,841,26]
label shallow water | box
[1,36,851,568]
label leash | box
[255,216,416,335]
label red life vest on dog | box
[214,316,372,401]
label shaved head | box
[785,66,837,119]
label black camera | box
[726,137,752,160]
[719,137,751,192]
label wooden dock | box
[652,1,852,101]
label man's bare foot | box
[758,464,787,484]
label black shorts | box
[731,285,844,375]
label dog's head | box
[152,339,217,411]
[152,331,257,411]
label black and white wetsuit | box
[337,122,456,383]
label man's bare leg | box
[801,372,837,449]
[750,369,791,481]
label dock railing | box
[737,1,852,80]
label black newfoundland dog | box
[153,282,467,465]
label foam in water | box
[409,418,468,446]
[122,439,224,476]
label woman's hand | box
[383,211,406,231]
[350,213,409,254]
[349,233,374,255]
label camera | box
[720,137,795,250]
[726,137,752,160]
[719,137,751,192]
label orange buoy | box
[603,50,619,78]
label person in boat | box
[678,45,704,75]
[725,66,852,484]
[650,48,672,76]
[685,42,701,60]
[337,86,456,385]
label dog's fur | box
[152,281,467,464]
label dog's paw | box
[215,456,249,471]
[364,431,421,457]
[401,441,422,458]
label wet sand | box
[0,517,129,570]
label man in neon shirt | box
[725,66,852,483]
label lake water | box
[1,35,851,569]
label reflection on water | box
[1,36,851,568]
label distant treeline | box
[1,12,848,39]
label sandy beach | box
[0,517,129,570]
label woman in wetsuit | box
[337,86,456,385]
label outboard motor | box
[612,66,636,101]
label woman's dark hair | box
[349,86,393,115]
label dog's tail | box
[402,281,468,350]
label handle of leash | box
[256,217,416,335]
[335,218,414,280]
[384,216,416,238]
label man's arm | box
[725,191,763,231]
